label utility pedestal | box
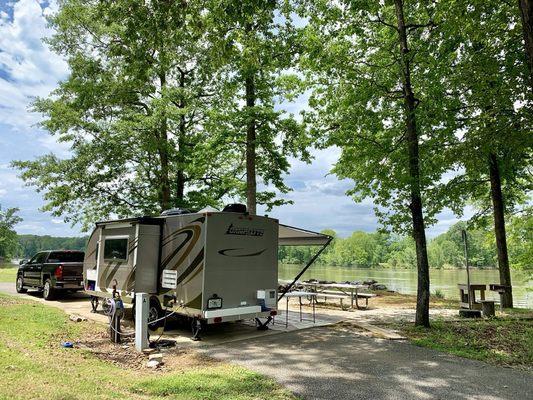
[135,293,149,352]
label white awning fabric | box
[278,224,331,246]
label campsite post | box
[135,293,149,351]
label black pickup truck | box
[16,250,85,300]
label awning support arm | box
[277,236,333,302]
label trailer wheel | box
[148,297,163,330]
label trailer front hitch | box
[255,316,272,331]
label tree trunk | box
[394,0,431,327]
[176,70,186,207]
[245,73,257,215]
[158,72,171,211]
[518,0,533,92]
[488,153,513,308]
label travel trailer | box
[83,206,330,329]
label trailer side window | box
[103,238,129,261]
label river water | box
[279,264,532,308]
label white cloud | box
[0,0,68,131]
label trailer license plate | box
[208,298,222,309]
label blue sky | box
[0,0,467,238]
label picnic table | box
[279,291,317,328]
[280,280,371,309]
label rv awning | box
[278,224,332,246]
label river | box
[279,264,532,308]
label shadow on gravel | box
[203,325,532,400]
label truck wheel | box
[16,277,27,293]
[43,279,56,300]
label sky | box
[0,0,468,238]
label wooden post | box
[462,230,472,309]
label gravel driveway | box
[203,324,532,400]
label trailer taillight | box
[270,310,277,316]
[214,317,222,323]
[54,265,63,280]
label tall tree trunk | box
[488,153,513,308]
[176,70,187,207]
[245,74,257,215]
[158,72,171,211]
[394,0,430,327]
[518,0,533,91]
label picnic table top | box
[457,284,487,290]
[300,282,368,290]
[283,291,319,298]
[278,280,368,290]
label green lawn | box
[0,267,16,283]
[0,293,297,400]
[395,317,533,370]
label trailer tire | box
[148,297,163,330]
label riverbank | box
[280,264,533,308]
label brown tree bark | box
[245,73,257,215]
[518,0,533,91]
[488,153,513,308]
[158,72,171,211]
[176,69,187,207]
[394,0,431,327]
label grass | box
[0,267,16,283]
[0,293,297,400]
[132,365,294,400]
[394,317,533,370]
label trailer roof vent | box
[161,208,192,216]
[222,203,247,213]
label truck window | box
[103,238,129,261]
[48,252,85,263]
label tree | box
[439,0,533,307]
[14,0,241,230]
[302,0,460,327]
[518,0,533,91]
[207,0,311,214]
[0,206,22,261]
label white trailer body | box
[84,211,280,324]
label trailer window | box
[103,238,129,261]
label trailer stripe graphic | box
[176,249,204,285]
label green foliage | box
[301,0,460,234]
[0,206,22,260]
[206,0,311,210]
[507,209,533,274]
[437,0,533,222]
[16,235,87,259]
[13,0,244,230]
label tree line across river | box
[8,213,530,275]
[281,216,531,271]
